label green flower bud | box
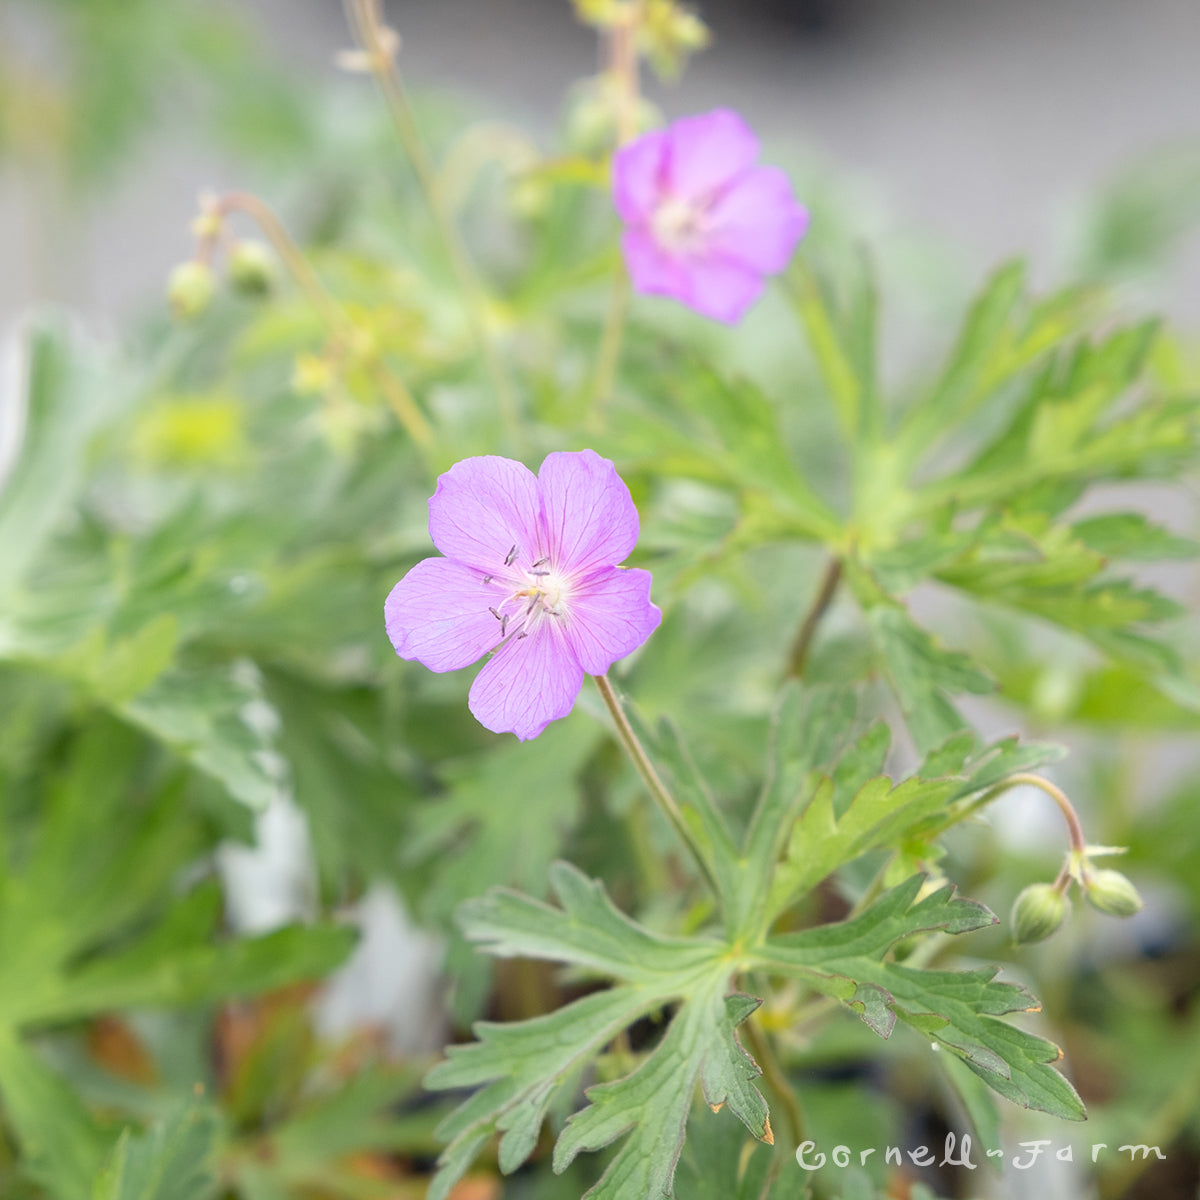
[1083,869,1143,918]
[166,261,216,321]
[1011,883,1069,945]
[227,240,276,298]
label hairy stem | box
[785,557,842,679]
[593,674,719,895]
[211,192,434,449]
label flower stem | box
[343,0,520,442]
[592,674,719,895]
[784,557,842,679]
[589,270,630,415]
[208,192,434,450]
[990,772,1088,856]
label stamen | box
[517,631,528,639]
[482,574,493,585]
[531,569,550,577]
[531,556,549,568]
[489,606,502,620]
[505,545,519,566]
[500,614,510,636]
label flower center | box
[484,551,572,644]
[651,195,708,254]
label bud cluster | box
[1011,850,1143,945]
[570,0,710,80]
[166,199,279,321]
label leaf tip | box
[763,1117,775,1146]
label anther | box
[531,556,549,568]
[517,631,528,639]
[482,574,493,585]
[489,606,502,620]
[531,569,550,577]
[505,545,519,566]
[500,614,510,636]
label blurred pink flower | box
[613,108,810,324]
[385,450,661,741]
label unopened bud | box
[167,261,216,320]
[228,240,276,298]
[1011,883,1069,945]
[1083,869,1143,918]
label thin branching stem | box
[343,0,519,441]
[590,3,642,419]
[785,556,842,679]
[593,673,719,895]
[210,191,434,449]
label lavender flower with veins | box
[385,450,661,741]
[614,108,810,324]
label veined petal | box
[537,449,641,573]
[706,165,809,273]
[561,567,662,676]
[666,108,759,201]
[384,557,499,671]
[428,455,543,575]
[680,253,765,325]
[468,622,585,741]
[613,129,668,223]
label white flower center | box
[482,550,572,645]
[651,195,708,254]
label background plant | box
[0,2,1198,1199]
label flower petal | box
[680,254,766,324]
[621,228,692,302]
[537,449,641,573]
[613,129,668,223]
[468,623,585,740]
[706,165,810,273]
[561,566,662,675]
[666,108,760,201]
[384,557,499,671]
[428,455,543,574]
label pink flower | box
[385,450,662,741]
[613,108,810,324]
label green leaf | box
[407,718,600,925]
[862,599,993,753]
[755,878,1085,1121]
[737,684,860,935]
[609,365,841,543]
[552,978,770,1199]
[0,1028,111,1200]
[768,772,956,918]
[92,1100,220,1200]
[31,886,356,1024]
[426,863,766,1200]
[0,320,122,601]
[1070,512,1199,561]
[120,666,283,811]
[788,260,866,442]
[456,861,720,984]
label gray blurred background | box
[2,0,1199,330]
